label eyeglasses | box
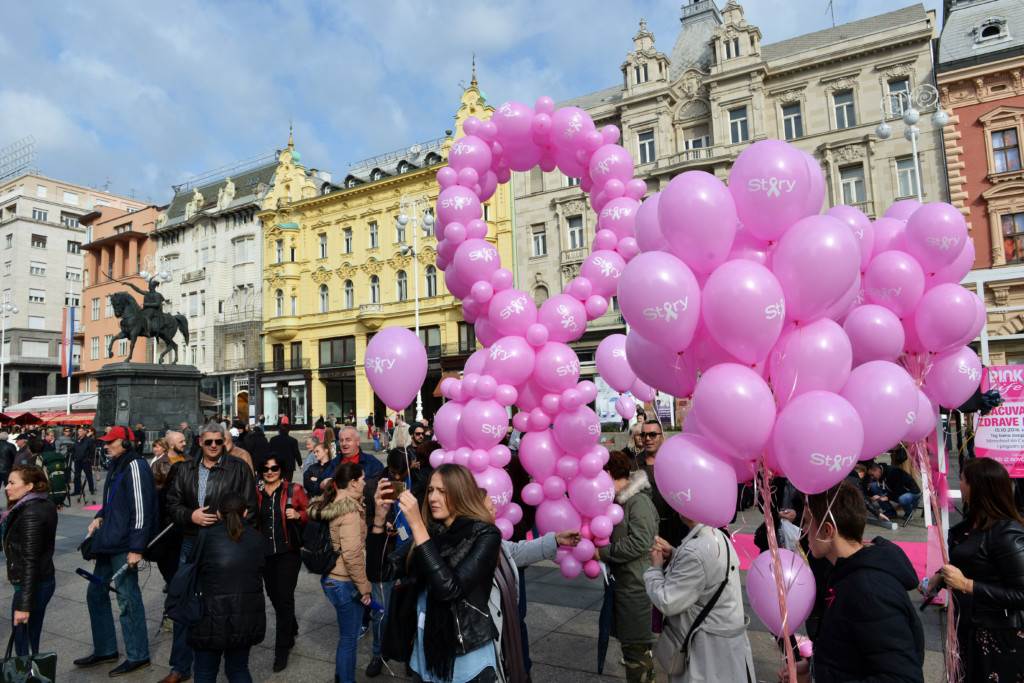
[260,465,281,473]
[202,439,225,446]
[641,432,662,440]
[412,431,425,437]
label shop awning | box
[432,372,461,398]
[8,412,42,426]
[0,413,10,425]
[199,392,220,407]
[39,411,96,426]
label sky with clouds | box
[0,0,942,204]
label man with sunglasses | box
[161,423,258,683]
[639,420,686,546]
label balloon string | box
[758,459,797,683]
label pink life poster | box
[975,365,1024,478]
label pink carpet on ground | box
[83,504,102,511]
[731,533,929,578]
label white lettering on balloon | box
[557,305,579,331]
[481,423,507,437]
[366,356,396,374]
[959,363,981,382]
[764,300,786,320]
[906,411,916,425]
[587,423,600,435]
[611,348,626,358]
[672,489,693,504]
[747,177,796,197]
[642,298,689,322]
[498,103,522,118]
[555,360,580,377]
[926,236,962,251]
[439,195,472,210]
[490,491,512,506]
[564,113,583,138]
[867,286,902,300]
[595,155,620,176]
[601,205,632,221]
[500,296,527,320]
[468,247,496,262]
[810,452,856,472]
[593,256,621,278]
[489,344,513,361]
[596,488,614,503]
[450,141,472,156]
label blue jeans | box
[898,492,921,516]
[86,553,149,662]
[322,578,363,683]
[11,576,55,656]
[169,536,195,675]
[194,646,252,683]
[370,580,393,658]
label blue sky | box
[0,0,941,204]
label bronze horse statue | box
[109,291,190,364]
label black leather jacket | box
[950,519,1024,629]
[367,518,500,661]
[165,453,257,535]
[3,497,57,612]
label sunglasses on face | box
[641,432,662,439]
[260,465,281,473]
[203,439,225,446]
[412,432,424,437]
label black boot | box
[272,648,289,673]
[365,656,384,677]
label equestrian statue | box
[109,278,190,364]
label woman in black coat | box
[189,491,266,683]
[368,463,501,683]
[927,457,1024,681]
[2,465,57,655]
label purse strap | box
[4,624,36,659]
[680,528,733,654]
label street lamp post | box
[398,195,435,424]
[875,84,950,203]
[0,296,18,414]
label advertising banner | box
[975,365,1024,478]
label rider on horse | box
[125,278,165,338]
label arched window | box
[396,270,408,301]
[344,280,354,309]
[425,265,437,297]
[371,169,384,181]
[533,285,549,305]
[397,161,410,174]
[370,275,380,304]
[275,289,284,316]
[319,284,329,313]
[982,24,1001,38]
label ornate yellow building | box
[257,78,513,428]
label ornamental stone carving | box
[390,253,412,270]
[676,99,710,121]
[361,258,384,276]
[335,262,357,280]
[777,89,804,104]
[268,271,285,289]
[882,63,914,80]
[311,267,332,284]
[560,262,581,285]
[824,76,858,92]
[833,145,865,163]
[417,247,437,266]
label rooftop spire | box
[288,120,294,149]
[471,53,478,87]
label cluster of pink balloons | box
[426,98,647,579]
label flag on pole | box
[60,306,75,377]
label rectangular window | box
[36,185,47,198]
[27,315,45,330]
[729,107,749,143]
[188,292,199,317]
[369,221,379,249]
[66,267,81,281]
[319,233,328,258]
[232,237,252,263]
[63,191,78,205]
[566,176,580,187]
[395,219,406,244]
[30,234,46,249]
[4,234,11,248]
[21,340,49,358]
[418,326,441,357]
[634,62,649,85]
[1002,212,1024,263]
[896,157,919,199]
[840,165,867,205]
[888,78,910,116]
[90,336,99,360]
[28,288,45,304]
[275,239,283,263]
[65,294,79,307]
[2,261,8,276]
[319,336,357,367]
[290,341,302,368]
[29,261,45,276]
[638,129,656,164]
[31,208,47,222]
[60,212,80,228]
[343,228,352,253]
[290,295,297,315]
[67,240,81,253]
[782,103,803,140]
[567,215,585,250]
[833,90,857,129]
[992,128,1022,173]
[117,338,128,356]
[104,334,113,358]
[91,298,100,320]
[458,322,476,353]
[105,296,113,317]
[531,224,547,257]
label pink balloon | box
[578,380,598,404]
[747,549,816,637]
[365,327,428,410]
[453,238,500,287]
[572,537,596,563]
[556,455,579,481]
[840,361,918,460]
[595,334,635,393]
[702,260,785,364]
[489,444,512,468]
[827,205,874,271]
[728,140,816,242]
[771,215,860,322]
[728,228,772,266]
[843,305,906,365]
[580,250,626,299]
[464,348,488,375]
[516,378,545,412]
[654,434,737,528]
[521,482,544,506]
[583,559,602,579]
[552,405,601,456]
[433,401,464,449]
[691,363,776,460]
[449,135,493,176]
[568,471,616,518]
[927,238,975,288]
[598,197,640,240]
[518,430,560,480]
[559,556,583,578]
[631,378,656,402]
[533,342,581,393]
[436,185,482,229]
[493,101,535,151]
[487,288,537,337]
[615,395,637,420]
[588,144,634,187]
[923,346,982,409]
[884,199,921,221]
[536,498,582,536]
[458,399,509,450]
[768,319,853,407]
[484,336,536,386]
[871,217,907,257]
[618,251,701,352]
[731,457,757,484]
[550,107,596,152]
[537,294,587,343]
[904,389,938,443]
[823,272,863,323]
[801,151,826,217]
[904,202,968,272]
[495,517,513,540]
[624,330,698,397]
[542,476,566,500]
[478,170,498,202]
[606,503,625,525]
[658,171,738,275]
[468,449,490,473]
[914,284,979,354]
[863,250,925,317]
[635,193,669,253]
[773,391,864,494]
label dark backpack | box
[300,516,338,575]
[165,530,208,626]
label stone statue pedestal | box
[95,362,203,431]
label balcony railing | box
[560,248,588,266]
[442,343,477,357]
[261,359,310,372]
[661,146,722,168]
[181,267,206,284]
[359,303,384,315]
[848,200,875,218]
[319,359,357,369]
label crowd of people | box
[0,413,1021,682]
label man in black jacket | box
[161,423,257,683]
[868,462,921,524]
[0,432,14,486]
[268,423,301,483]
[70,426,96,499]
[800,481,924,683]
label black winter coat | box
[71,436,95,464]
[187,523,266,651]
[0,440,16,473]
[949,518,1024,629]
[880,464,920,498]
[165,454,257,535]
[812,537,924,683]
[267,433,301,480]
[367,518,500,664]
[3,497,57,612]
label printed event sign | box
[975,365,1024,478]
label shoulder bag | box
[653,529,733,676]
[0,625,56,683]
[164,529,208,626]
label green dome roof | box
[291,149,302,162]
